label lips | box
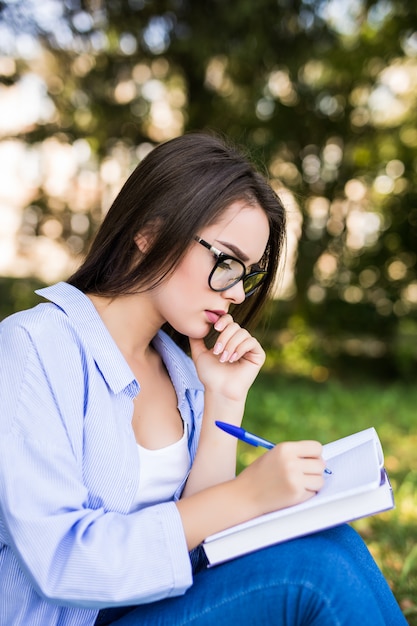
[205,310,227,324]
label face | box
[150,200,270,338]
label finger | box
[304,474,325,494]
[295,440,324,459]
[300,457,326,476]
[226,336,265,365]
[214,328,252,362]
[213,313,235,332]
[214,320,244,345]
[213,324,250,358]
[212,315,262,361]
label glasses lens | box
[210,257,245,291]
[243,271,267,296]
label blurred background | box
[1,0,417,382]
[1,0,417,618]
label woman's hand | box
[189,314,265,403]
[177,439,326,549]
[237,440,326,514]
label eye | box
[217,257,235,271]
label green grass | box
[240,374,417,624]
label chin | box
[174,322,210,340]
[188,329,210,340]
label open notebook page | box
[317,439,383,504]
[205,428,385,540]
[323,427,383,466]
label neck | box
[87,292,163,359]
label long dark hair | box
[68,132,286,345]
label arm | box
[180,314,325,545]
[178,439,325,549]
[0,320,192,607]
[183,314,265,495]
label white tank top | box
[130,424,190,511]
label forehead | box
[202,200,270,260]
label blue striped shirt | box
[0,282,205,626]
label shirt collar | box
[36,282,137,395]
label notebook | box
[203,427,394,566]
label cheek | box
[163,266,200,309]
[166,266,209,321]
[158,248,212,315]
[174,255,207,294]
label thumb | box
[189,337,208,363]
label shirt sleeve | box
[0,319,193,608]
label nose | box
[222,280,246,304]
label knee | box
[243,525,371,586]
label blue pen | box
[215,421,275,449]
[215,420,332,475]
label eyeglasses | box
[195,236,267,297]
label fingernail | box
[229,352,238,362]
[219,350,229,363]
[213,342,223,355]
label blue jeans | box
[95,525,407,625]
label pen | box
[215,420,332,475]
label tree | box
[1,0,416,377]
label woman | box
[0,132,406,625]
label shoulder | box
[0,302,90,438]
[0,299,86,358]
[0,307,86,387]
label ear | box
[134,219,161,253]
[134,231,151,253]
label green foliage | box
[1,0,417,378]
[242,373,417,622]
[0,277,46,320]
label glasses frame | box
[195,236,267,298]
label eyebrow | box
[216,240,250,263]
